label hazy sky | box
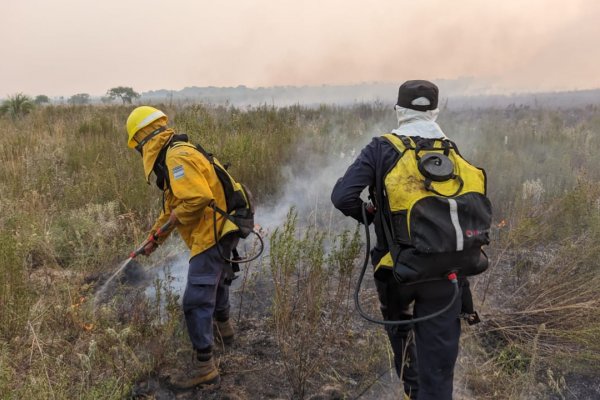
[2,0,599,97]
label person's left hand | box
[142,235,158,256]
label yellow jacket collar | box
[142,128,175,182]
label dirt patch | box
[551,373,600,400]
[127,267,389,399]
[130,316,377,400]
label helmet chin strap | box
[134,126,167,153]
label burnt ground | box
[93,250,600,400]
[129,317,342,400]
[101,261,391,400]
[129,316,288,400]
[554,373,600,400]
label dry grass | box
[460,181,600,399]
[269,210,380,399]
[1,102,600,398]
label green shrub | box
[269,210,364,398]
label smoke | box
[138,119,386,298]
[139,141,364,298]
[143,246,190,299]
[5,0,600,96]
[255,126,381,236]
[256,155,353,233]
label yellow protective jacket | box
[142,128,227,258]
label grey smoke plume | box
[256,126,383,234]
[143,245,189,300]
[256,151,357,234]
[141,123,383,296]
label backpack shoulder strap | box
[381,133,415,153]
[374,134,413,256]
[194,143,214,163]
[156,136,194,191]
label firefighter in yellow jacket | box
[126,106,235,389]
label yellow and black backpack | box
[192,143,255,239]
[375,134,492,282]
[154,135,261,263]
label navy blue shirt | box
[331,136,401,265]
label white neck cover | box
[391,106,447,139]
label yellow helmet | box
[126,106,168,148]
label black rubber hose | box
[353,203,460,326]
[213,209,265,264]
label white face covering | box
[392,105,447,139]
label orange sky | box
[2,0,599,96]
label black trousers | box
[375,276,462,400]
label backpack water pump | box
[353,134,491,326]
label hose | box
[213,208,265,264]
[353,204,460,326]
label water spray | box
[94,221,173,308]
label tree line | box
[0,87,141,117]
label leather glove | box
[364,202,377,225]
[222,263,238,286]
[142,234,159,256]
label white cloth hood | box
[391,106,447,139]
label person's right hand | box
[363,202,377,225]
[365,202,377,215]
[142,234,158,256]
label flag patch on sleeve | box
[172,165,185,180]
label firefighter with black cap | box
[331,80,482,400]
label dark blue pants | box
[375,277,462,400]
[183,243,231,351]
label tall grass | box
[269,210,363,398]
[1,102,600,398]
[0,233,31,338]
[463,179,600,399]
[0,103,388,397]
